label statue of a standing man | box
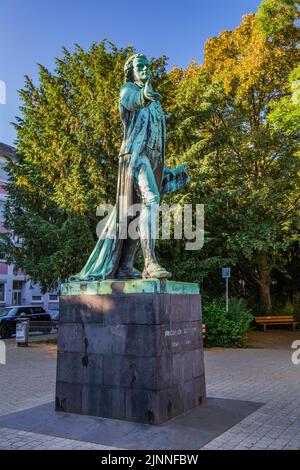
[73,54,189,281]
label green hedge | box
[203,298,253,347]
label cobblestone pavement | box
[202,347,300,450]
[0,337,300,450]
[0,341,118,450]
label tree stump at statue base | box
[55,279,206,425]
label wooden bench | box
[255,315,298,331]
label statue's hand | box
[144,80,162,101]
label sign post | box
[222,268,231,312]
[16,319,29,347]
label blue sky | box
[0,0,261,146]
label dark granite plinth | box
[55,280,206,425]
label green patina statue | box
[73,54,189,281]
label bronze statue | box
[73,54,189,281]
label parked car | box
[0,305,52,339]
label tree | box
[167,13,300,312]
[154,63,230,290]
[256,0,300,37]
[267,64,300,312]
[268,65,300,141]
[1,7,299,314]
[0,41,168,290]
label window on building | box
[49,294,59,302]
[13,280,23,290]
[32,295,42,302]
[0,283,5,302]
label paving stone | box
[1,337,300,449]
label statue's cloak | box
[74,83,189,281]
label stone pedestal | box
[55,279,206,425]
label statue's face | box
[133,57,150,85]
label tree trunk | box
[255,256,273,314]
[258,280,272,314]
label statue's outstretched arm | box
[120,81,162,112]
[120,84,148,111]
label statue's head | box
[124,54,150,85]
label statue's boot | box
[142,261,172,280]
[115,238,142,280]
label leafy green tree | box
[1,4,299,317]
[256,0,300,37]
[266,63,300,314]
[268,65,300,142]
[167,13,300,312]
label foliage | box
[1,4,300,313]
[203,298,253,347]
[166,12,300,312]
[284,300,296,315]
[268,65,300,145]
[257,0,300,37]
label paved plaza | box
[0,333,299,450]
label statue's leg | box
[115,172,142,280]
[135,156,171,279]
[115,237,141,279]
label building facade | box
[0,142,59,312]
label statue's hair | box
[124,54,148,82]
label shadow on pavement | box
[0,397,263,450]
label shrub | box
[285,300,295,315]
[203,298,253,347]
